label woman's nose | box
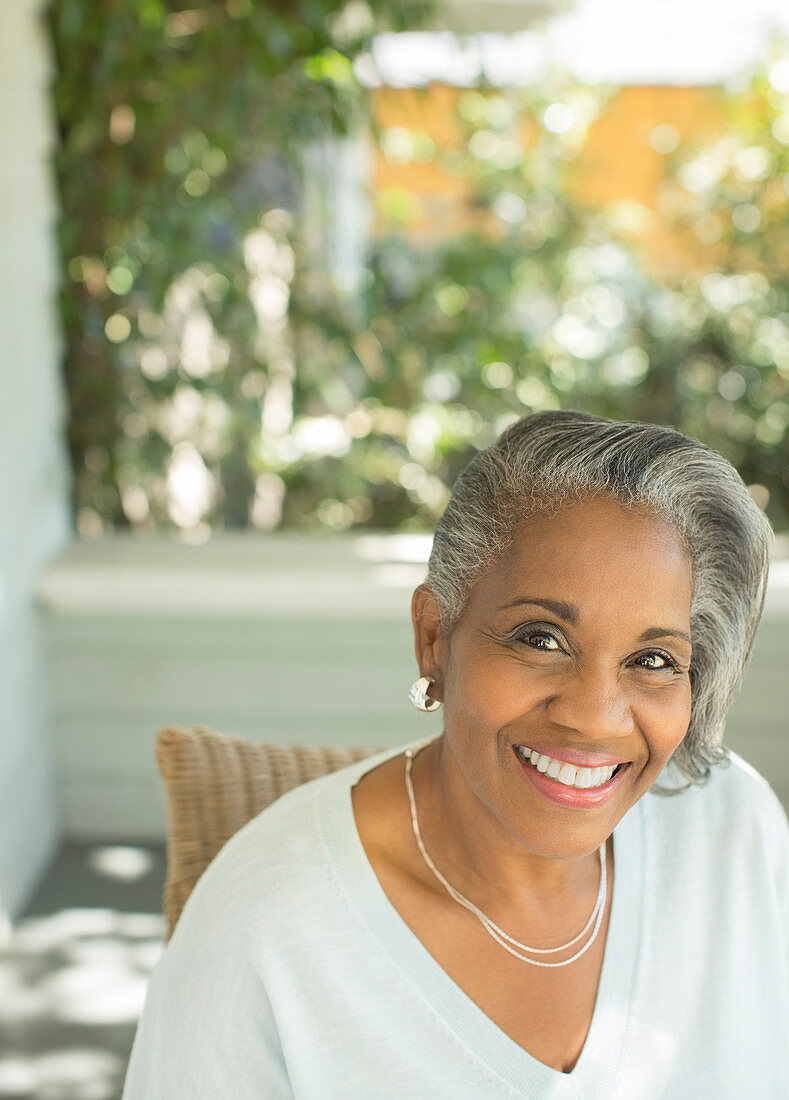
[544,665,634,741]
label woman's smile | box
[512,744,632,809]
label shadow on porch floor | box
[0,843,166,1100]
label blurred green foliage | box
[288,69,789,532]
[48,6,789,537]
[47,0,429,535]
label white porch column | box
[0,0,72,923]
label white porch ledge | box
[36,533,432,618]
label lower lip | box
[515,753,630,809]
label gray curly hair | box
[425,410,773,788]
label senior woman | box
[124,410,789,1098]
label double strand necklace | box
[404,748,608,969]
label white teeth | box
[557,763,576,784]
[515,746,619,789]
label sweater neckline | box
[316,738,644,1099]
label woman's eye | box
[633,650,677,671]
[517,629,562,651]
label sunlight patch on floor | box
[0,843,166,1100]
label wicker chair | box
[154,725,378,940]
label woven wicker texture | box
[155,724,378,940]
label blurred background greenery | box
[48,0,789,540]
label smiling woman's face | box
[421,493,694,860]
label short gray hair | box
[426,410,773,788]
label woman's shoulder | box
[172,740,415,936]
[643,749,789,862]
[716,750,788,820]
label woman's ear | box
[411,584,446,702]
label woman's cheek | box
[642,681,693,756]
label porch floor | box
[0,843,166,1100]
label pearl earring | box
[408,676,442,712]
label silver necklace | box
[404,748,608,969]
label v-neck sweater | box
[123,740,789,1099]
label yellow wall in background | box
[372,84,471,239]
[372,84,723,273]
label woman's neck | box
[412,736,606,919]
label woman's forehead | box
[474,496,693,619]
[512,495,686,554]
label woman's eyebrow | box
[639,626,692,645]
[499,596,578,622]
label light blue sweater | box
[124,741,789,1099]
